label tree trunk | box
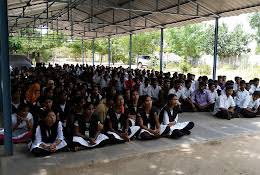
[100,55,103,65]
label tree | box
[203,24,252,62]
[249,13,260,53]
[9,29,65,62]
[165,24,205,63]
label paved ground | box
[1,112,260,175]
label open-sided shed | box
[1,0,260,155]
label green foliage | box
[9,29,65,62]
[249,13,260,44]
[198,64,211,75]
[166,24,205,60]
[203,24,252,61]
[133,31,160,56]
[179,59,192,73]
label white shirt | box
[150,85,161,100]
[182,87,193,98]
[12,113,33,130]
[234,89,250,108]
[207,90,219,103]
[233,83,239,92]
[139,84,152,96]
[249,85,257,95]
[162,109,178,125]
[213,94,235,115]
[246,97,260,111]
[168,88,187,100]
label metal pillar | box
[81,37,85,65]
[129,33,133,69]
[160,28,164,72]
[92,39,95,66]
[213,17,219,80]
[108,37,111,67]
[0,0,13,155]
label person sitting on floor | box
[0,104,33,144]
[103,95,131,144]
[72,103,109,151]
[192,82,214,112]
[159,94,194,139]
[234,80,250,113]
[212,86,237,120]
[136,95,170,140]
[168,80,194,112]
[29,110,67,157]
[207,83,219,108]
[240,90,260,118]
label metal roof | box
[7,0,260,39]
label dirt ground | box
[60,134,260,175]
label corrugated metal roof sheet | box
[7,0,260,38]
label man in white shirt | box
[169,80,194,112]
[213,86,237,120]
[150,78,162,104]
[207,83,219,105]
[139,78,151,97]
[240,90,260,118]
[249,78,259,95]
[234,80,250,111]
[233,76,241,93]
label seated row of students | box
[7,92,194,156]
[4,64,259,156]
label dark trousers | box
[215,109,238,120]
[170,122,194,139]
[194,103,214,112]
[31,146,68,157]
[181,100,195,112]
[240,109,260,118]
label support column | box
[213,17,219,80]
[108,37,111,67]
[129,33,133,69]
[0,0,13,155]
[92,38,95,66]
[81,37,85,65]
[160,28,164,72]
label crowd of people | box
[1,63,259,157]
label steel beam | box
[81,37,85,65]
[160,28,164,72]
[213,17,219,80]
[92,39,95,66]
[0,0,13,156]
[129,33,133,69]
[108,37,111,67]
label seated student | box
[240,90,260,118]
[191,82,214,112]
[136,95,170,140]
[53,91,71,127]
[72,103,109,151]
[150,78,162,105]
[159,94,194,139]
[168,80,194,112]
[212,86,237,120]
[0,104,33,144]
[128,90,141,126]
[139,77,151,97]
[29,110,67,157]
[11,87,21,114]
[95,94,114,124]
[233,76,241,93]
[87,86,102,107]
[207,83,219,109]
[249,78,260,95]
[104,95,137,144]
[234,80,250,112]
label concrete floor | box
[1,112,260,175]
